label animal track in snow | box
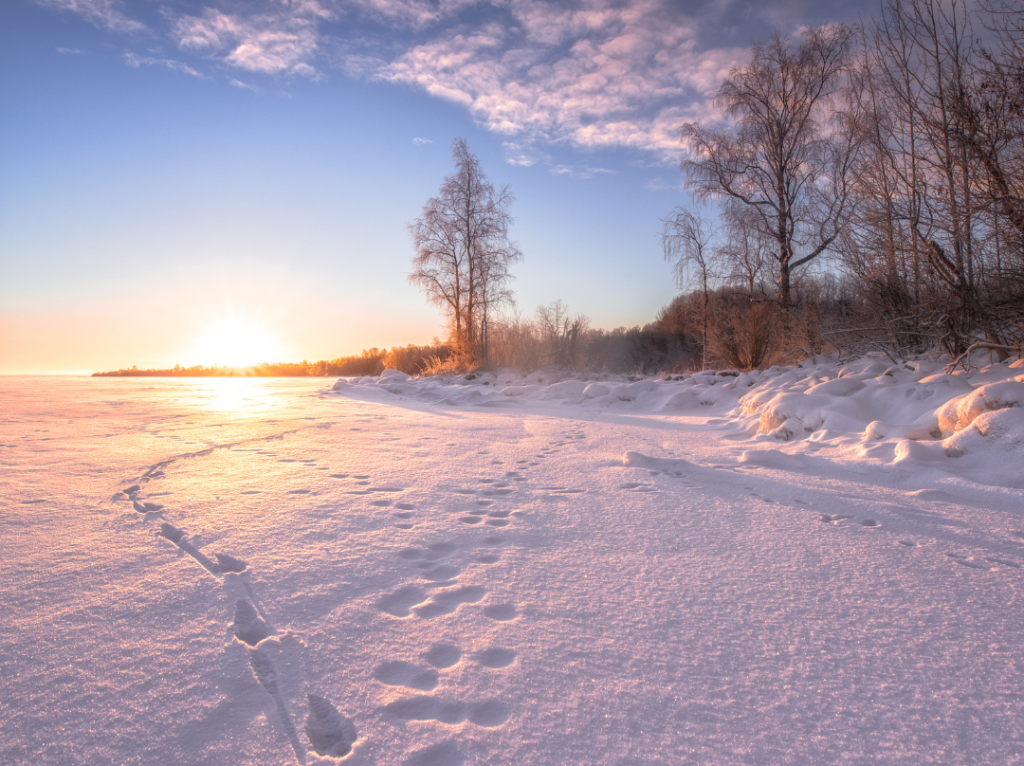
[384,697,510,727]
[404,740,464,766]
[249,648,306,763]
[423,644,461,668]
[819,514,852,524]
[414,586,486,619]
[305,694,358,758]
[233,599,274,646]
[483,603,518,621]
[158,523,222,575]
[459,516,483,525]
[474,648,517,668]
[860,519,881,527]
[378,585,430,617]
[945,553,991,570]
[373,661,439,691]
[395,503,416,511]
[419,564,461,583]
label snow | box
[2,362,1024,765]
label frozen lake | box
[2,374,1023,765]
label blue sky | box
[0,0,871,373]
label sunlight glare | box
[191,310,287,368]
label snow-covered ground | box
[3,359,1023,765]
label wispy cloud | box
[124,52,205,78]
[172,2,336,78]
[36,0,144,33]
[229,78,261,93]
[57,47,87,54]
[412,136,433,144]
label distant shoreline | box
[92,363,330,378]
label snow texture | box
[2,361,1024,765]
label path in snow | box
[2,374,1023,765]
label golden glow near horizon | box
[190,310,288,369]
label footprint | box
[240,490,262,495]
[415,586,486,619]
[475,648,517,669]
[423,644,462,669]
[233,599,273,646]
[306,694,358,758]
[986,556,1022,569]
[370,500,392,507]
[385,697,468,725]
[483,604,518,621]
[378,585,429,618]
[945,553,990,570]
[215,553,248,573]
[396,523,414,530]
[288,489,311,495]
[425,543,457,560]
[395,503,416,511]
[122,484,141,495]
[488,510,510,518]
[860,520,880,527]
[420,564,461,583]
[404,741,464,766]
[384,697,509,728]
[328,474,349,479]
[485,519,510,527]
[459,516,483,525]
[395,511,415,519]
[373,661,439,691]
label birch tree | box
[409,138,521,366]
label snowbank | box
[332,355,1024,488]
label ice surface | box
[2,367,1024,765]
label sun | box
[192,311,286,368]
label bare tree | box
[409,138,522,366]
[680,26,857,311]
[536,301,590,369]
[662,207,718,370]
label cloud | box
[34,0,871,159]
[36,0,144,32]
[551,164,616,179]
[123,52,204,78]
[172,2,336,78]
[412,136,433,144]
[376,0,749,157]
[229,78,261,93]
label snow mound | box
[330,354,1024,488]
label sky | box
[0,0,874,374]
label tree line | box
[664,0,1024,368]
